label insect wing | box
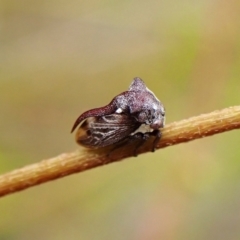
[75,114,141,148]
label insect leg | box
[151,129,162,152]
[106,136,136,158]
[131,129,162,155]
[106,132,144,157]
[107,129,162,157]
[131,132,151,156]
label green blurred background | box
[1,0,240,239]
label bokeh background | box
[1,0,240,239]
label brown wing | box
[75,114,141,148]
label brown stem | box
[0,105,240,197]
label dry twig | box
[0,105,239,198]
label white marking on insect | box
[152,104,158,110]
[116,108,123,113]
[131,124,153,135]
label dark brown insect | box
[71,77,165,156]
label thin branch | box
[0,105,240,198]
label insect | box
[71,77,165,156]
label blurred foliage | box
[1,0,240,239]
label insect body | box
[71,77,165,155]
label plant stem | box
[0,105,239,198]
